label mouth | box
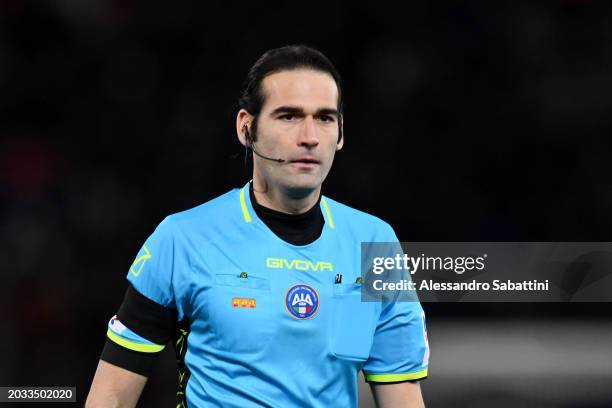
[289,158,320,169]
[289,157,320,165]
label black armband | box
[100,339,159,377]
[100,284,177,376]
[116,284,177,344]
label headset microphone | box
[251,147,286,163]
[244,126,286,163]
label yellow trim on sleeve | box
[364,368,428,382]
[106,329,165,353]
[239,187,252,223]
[321,197,335,229]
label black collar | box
[249,183,324,246]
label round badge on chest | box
[285,284,319,320]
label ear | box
[336,116,344,151]
[236,109,253,147]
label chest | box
[186,239,378,361]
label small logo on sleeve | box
[285,284,319,319]
[130,244,151,277]
[232,298,257,308]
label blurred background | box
[1,0,611,406]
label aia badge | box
[285,284,319,320]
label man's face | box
[251,69,343,197]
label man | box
[86,45,429,408]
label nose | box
[297,117,319,148]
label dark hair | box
[238,45,343,142]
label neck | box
[252,178,321,215]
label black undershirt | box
[249,183,324,246]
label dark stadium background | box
[1,1,611,407]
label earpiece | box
[243,124,253,145]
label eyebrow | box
[270,105,339,117]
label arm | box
[85,285,176,408]
[85,286,175,408]
[86,218,179,407]
[370,381,425,408]
[85,360,147,408]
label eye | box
[279,114,296,121]
[318,115,335,123]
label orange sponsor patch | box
[232,297,256,308]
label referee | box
[86,45,429,408]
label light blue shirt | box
[109,182,429,407]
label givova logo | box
[285,284,319,320]
[130,245,151,277]
[266,257,333,271]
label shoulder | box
[322,196,397,241]
[154,188,243,235]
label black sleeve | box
[100,284,177,377]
